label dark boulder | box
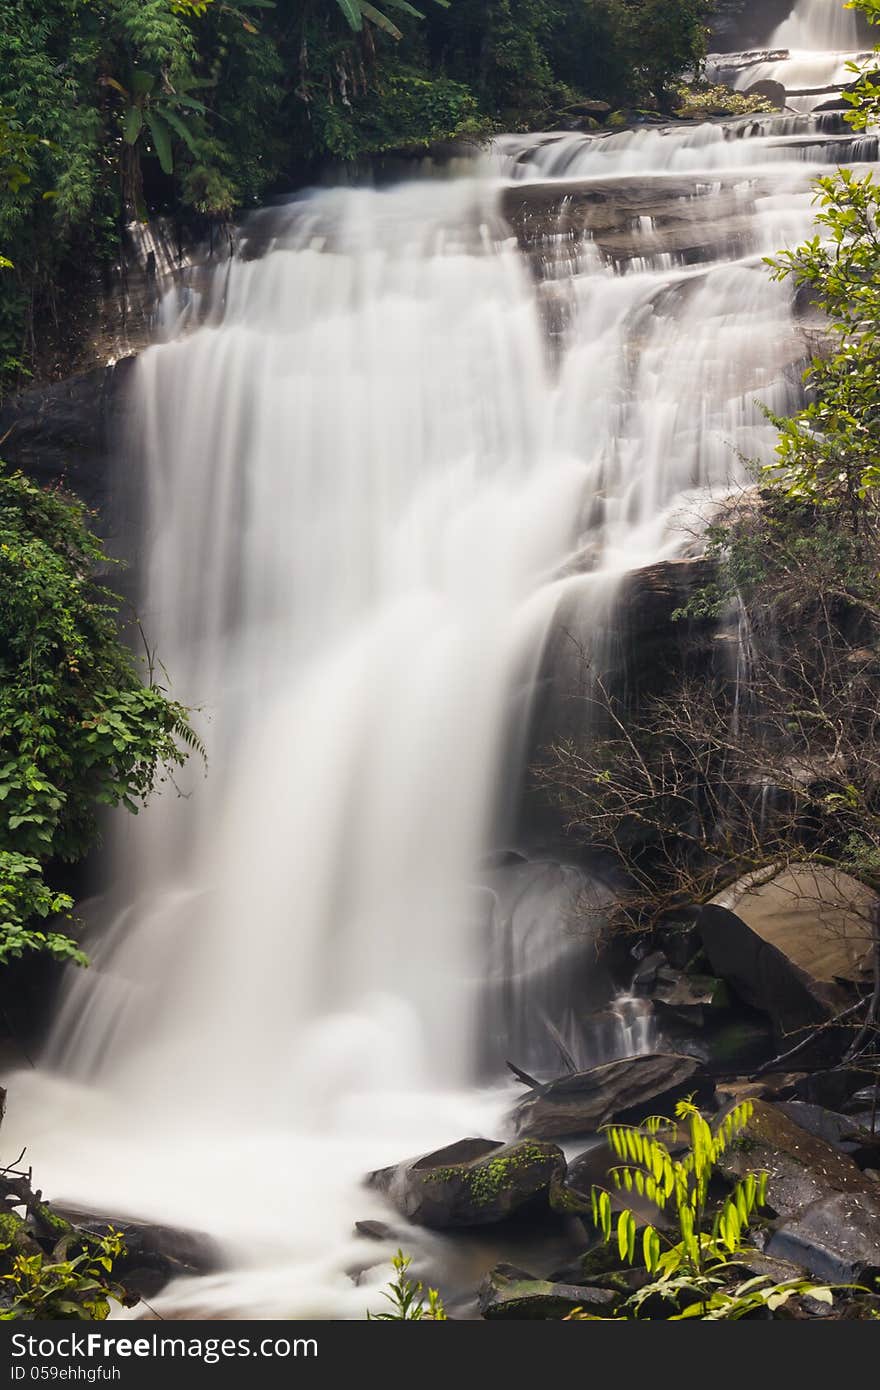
[767,1191,880,1284]
[716,1101,879,1220]
[478,1263,616,1319]
[700,865,876,1044]
[510,1053,700,1140]
[354,1219,396,1241]
[366,1137,565,1230]
[792,1069,877,1111]
[655,914,703,971]
[744,79,786,110]
[55,1208,222,1301]
[775,1102,880,1168]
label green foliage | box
[673,82,772,119]
[762,1,880,519]
[0,851,79,966]
[368,1249,447,1320]
[591,1099,765,1282]
[0,1226,128,1320]
[569,1099,842,1320]
[0,0,718,383]
[766,169,880,516]
[0,465,201,965]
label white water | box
[773,0,859,50]
[1,8,874,1319]
[711,0,874,113]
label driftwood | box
[506,1060,540,1089]
[540,1013,578,1075]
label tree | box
[763,0,880,519]
[0,466,202,966]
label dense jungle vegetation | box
[0,0,714,386]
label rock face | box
[709,0,793,49]
[478,1264,616,1319]
[717,1101,879,1219]
[700,864,876,1038]
[0,362,134,526]
[366,1137,565,1229]
[767,1191,880,1284]
[510,1053,700,1140]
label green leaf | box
[130,70,157,97]
[123,107,143,146]
[145,112,173,174]
[334,0,364,30]
[358,3,402,37]
[161,107,200,157]
[378,0,425,16]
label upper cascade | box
[708,0,873,113]
[772,0,860,50]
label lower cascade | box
[2,0,878,1319]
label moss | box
[33,1202,72,1235]
[0,1210,27,1242]
[549,1176,592,1215]
[424,1142,558,1206]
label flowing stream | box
[2,0,876,1318]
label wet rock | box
[775,1102,880,1168]
[700,1014,775,1074]
[566,100,612,117]
[478,1263,616,1319]
[502,176,785,270]
[744,79,786,110]
[0,362,135,523]
[700,864,876,1042]
[564,1143,617,1201]
[511,1053,700,1140]
[619,558,716,640]
[55,1208,222,1301]
[652,968,727,1018]
[792,1070,877,1111]
[547,1242,630,1287]
[716,1100,879,1220]
[714,1079,776,1108]
[354,1220,396,1241]
[366,1137,565,1229]
[766,1191,880,1285]
[655,915,703,971]
[726,1250,808,1285]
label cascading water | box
[709,0,873,113]
[2,6,876,1318]
[773,0,859,50]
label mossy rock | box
[0,1208,42,1261]
[478,1264,617,1320]
[367,1137,566,1229]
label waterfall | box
[1,23,872,1317]
[709,0,871,112]
[773,0,860,50]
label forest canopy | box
[0,1,713,383]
